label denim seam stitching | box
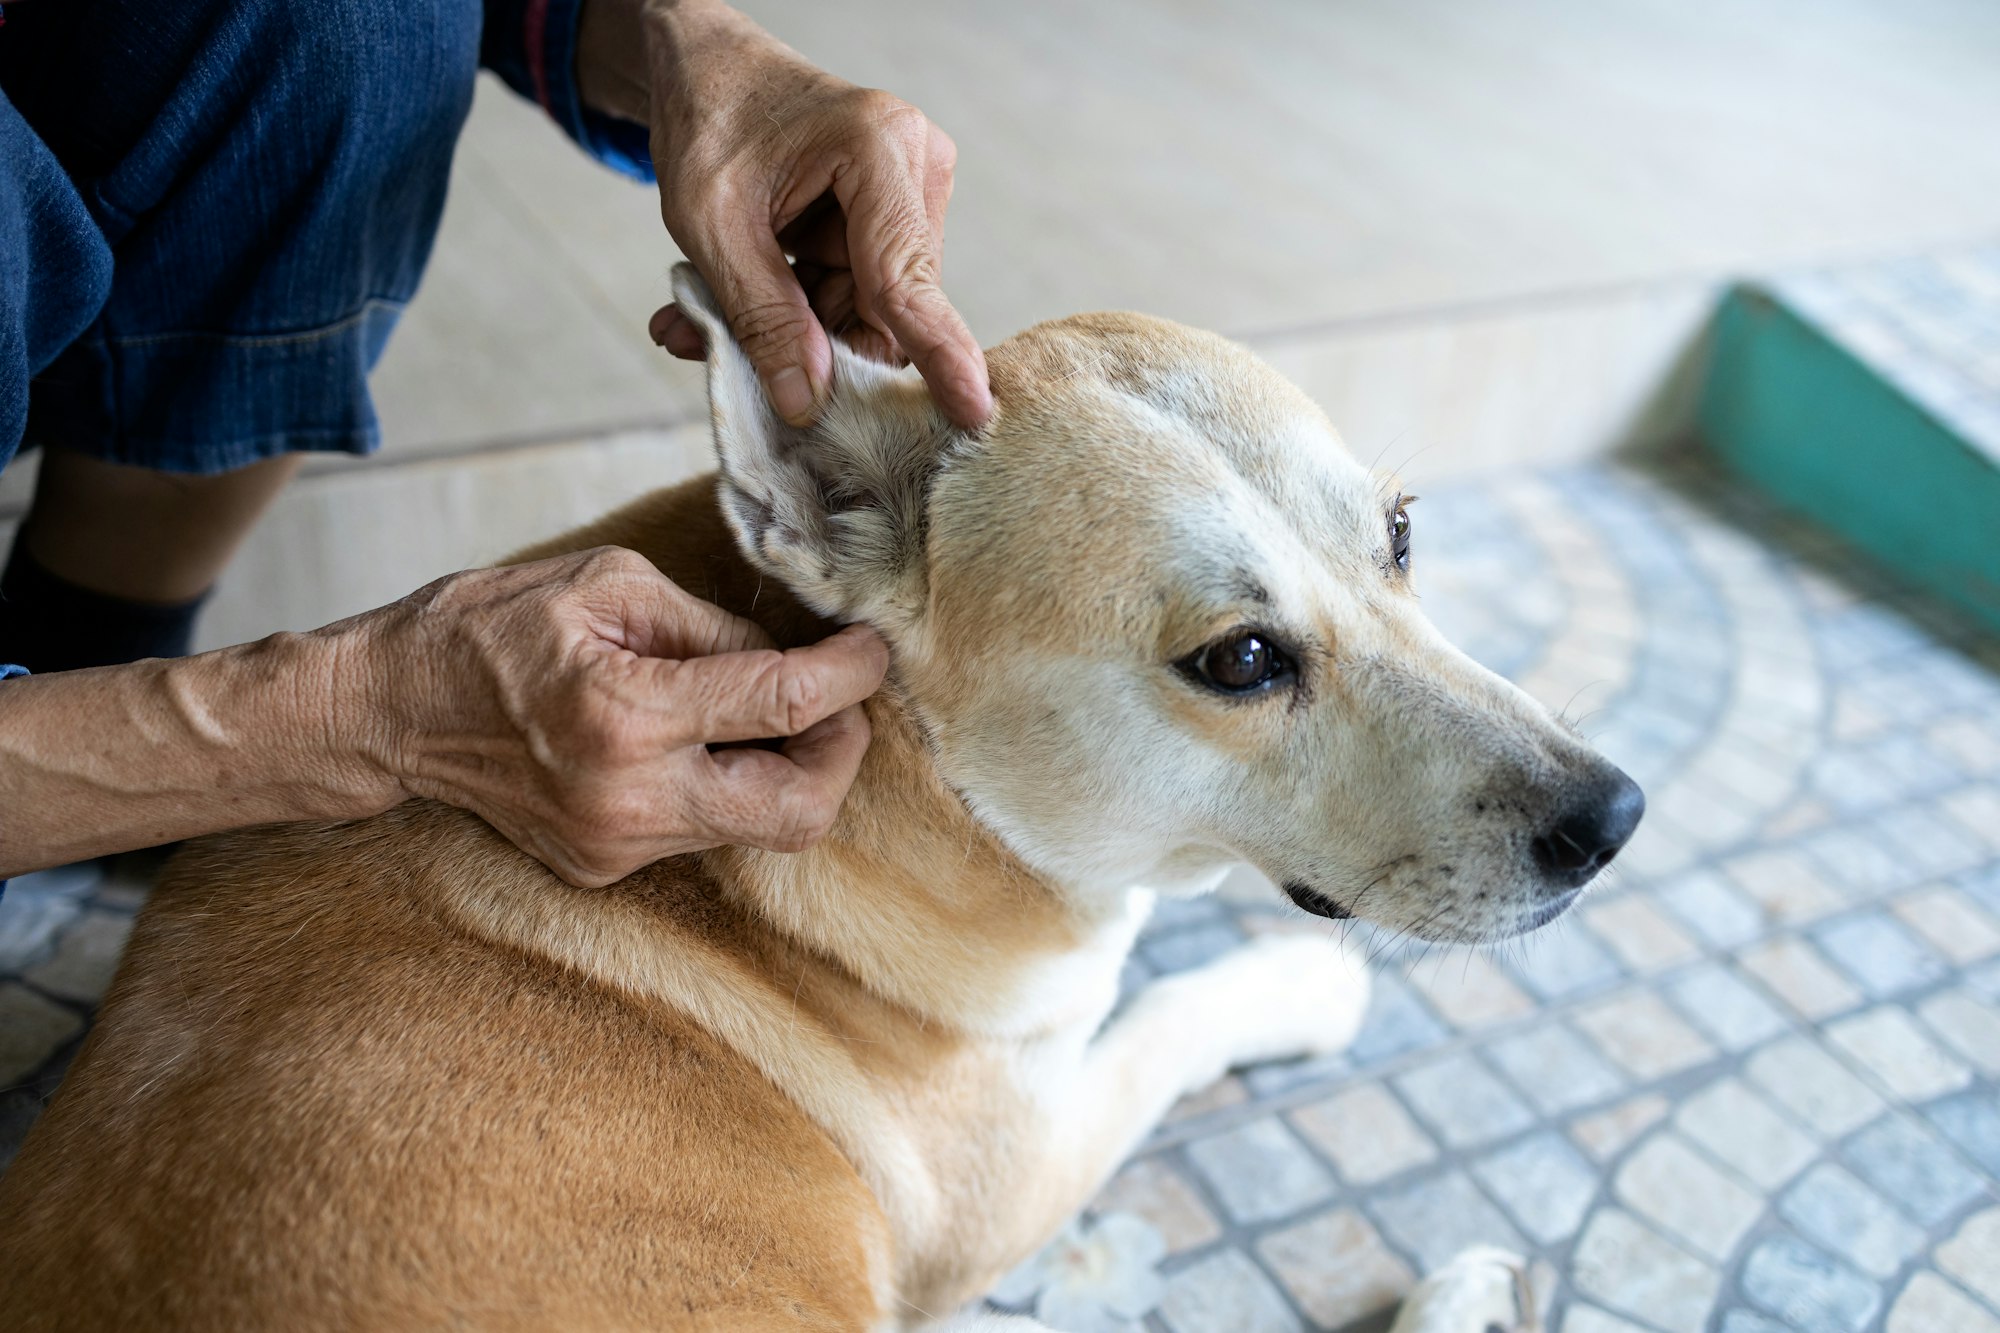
[106,296,407,351]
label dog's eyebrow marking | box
[1229,571,1272,608]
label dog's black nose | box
[1533,770,1645,889]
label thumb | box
[694,227,834,428]
[652,623,888,746]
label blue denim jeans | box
[0,0,651,477]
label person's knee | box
[253,0,481,187]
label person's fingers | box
[649,305,707,359]
[656,623,888,745]
[695,702,872,850]
[691,220,834,427]
[920,122,956,257]
[777,203,851,270]
[562,547,774,661]
[837,150,992,429]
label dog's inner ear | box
[670,264,954,628]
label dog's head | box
[672,266,1640,943]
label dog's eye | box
[1183,629,1296,695]
[1390,504,1412,572]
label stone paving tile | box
[1090,1159,1221,1255]
[1486,1024,1627,1117]
[1163,1076,1248,1126]
[1777,1163,1927,1279]
[1140,921,1246,975]
[1343,972,1450,1067]
[1738,937,1865,1020]
[1875,803,1994,879]
[1580,896,1701,974]
[1740,1235,1882,1332]
[1969,866,2000,922]
[1504,925,1625,1002]
[1368,1169,1529,1275]
[1239,1051,1351,1099]
[1886,1272,2000,1333]
[1654,870,1767,950]
[1469,1130,1598,1245]
[1799,822,1923,900]
[1562,1306,1653,1333]
[22,912,132,1004]
[1813,913,1952,997]
[1918,990,2000,1075]
[1926,1090,2000,1175]
[0,984,82,1085]
[1891,883,2000,964]
[1933,715,2000,777]
[1673,1078,1819,1191]
[1156,1247,1300,1333]
[1824,1005,1975,1101]
[1402,951,1535,1032]
[1569,1094,1671,1164]
[0,890,81,975]
[1571,992,1717,1083]
[1722,847,1847,925]
[1570,1208,1718,1333]
[1941,787,2000,854]
[1663,962,1792,1052]
[1717,1313,1790,1333]
[1392,1053,1537,1150]
[1256,1207,1413,1328]
[1745,1036,1889,1137]
[1181,1119,1334,1225]
[1840,1113,1990,1226]
[1287,1083,1437,1187]
[1614,1132,1764,1262]
[1934,1208,2000,1312]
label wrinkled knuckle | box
[930,126,959,173]
[776,670,825,736]
[872,261,948,340]
[851,86,919,132]
[579,545,649,584]
[730,300,814,362]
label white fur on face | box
[676,269,1630,945]
[903,327,1629,944]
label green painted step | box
[1699,250,2000,634]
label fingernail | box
[769,367,816,426]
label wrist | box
[296,612,411,821]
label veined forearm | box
[0,631,395,878]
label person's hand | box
[577,0,991,430]
[344,546,888,887]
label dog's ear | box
[670,263,952,629]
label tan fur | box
[0,476,1141,1328]
[0,288,1632,1330]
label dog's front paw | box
[1178,933,1373,1072]
[1388,1246,1538,1333]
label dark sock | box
[0,537,209,673]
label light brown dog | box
[0,267,1639,1331]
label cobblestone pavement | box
[4,450,1998,1332]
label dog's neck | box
[705,684,1140,1038]
[495,475,1144,1037]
